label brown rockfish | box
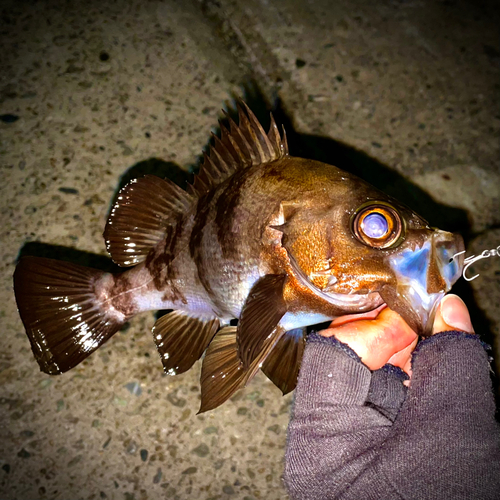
[13,102,464,412]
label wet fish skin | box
[13,102,464,411]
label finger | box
[432,294,474,335]
[360,309,418,370]
[319,308,418,371]
[328,304,387,328]
[387,336,418,375]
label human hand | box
[318,294,474,375]
[432,294,474,335]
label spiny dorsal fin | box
[189,101,289,198]
[104,175,193,267]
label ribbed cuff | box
[294,333,372,411]
[366,365,409,422]
[307,331,362,362]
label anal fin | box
[199,325,286,413]
[237,274,288,369]
[261,329,306,395]
[152,311,219,376]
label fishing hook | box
[452,245,500,281]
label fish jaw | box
[381,230,464,334]
[285,251,386,315]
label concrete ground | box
[0,0,498,499]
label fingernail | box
[441,294,474,333]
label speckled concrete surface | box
[1,0,499,499]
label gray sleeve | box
[284,331,500,500]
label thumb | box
[432,294,474,335]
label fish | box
[13,102,465,412]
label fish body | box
[13,103,464,411]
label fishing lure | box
[454,245,500,281]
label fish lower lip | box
[319,287,385,310]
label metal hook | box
[453,245,500,281]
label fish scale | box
[13,101,464,412]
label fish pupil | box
[361,212,388,238]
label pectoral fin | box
[152,311,219,375]
[199,325,286,413]
[261,329,306,395]
[237,274,288,369]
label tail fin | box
[13,256,126,374]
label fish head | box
[279,167,464,335]
[348,200,465,334]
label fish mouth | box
[286,230,464,334]
[380,230,465,334]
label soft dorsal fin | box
[104,175,193,267]
[188,101,289,197]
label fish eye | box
[352,203,404,249]
[361,212,388,238]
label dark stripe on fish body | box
[189,190,220,306]
[145,237,168,290]
[165,215,183,282]
[164,215,188,304]
[262,164,287,183]
[145,217,188,305]
[111,273,136,317]
[215,168,249,260]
